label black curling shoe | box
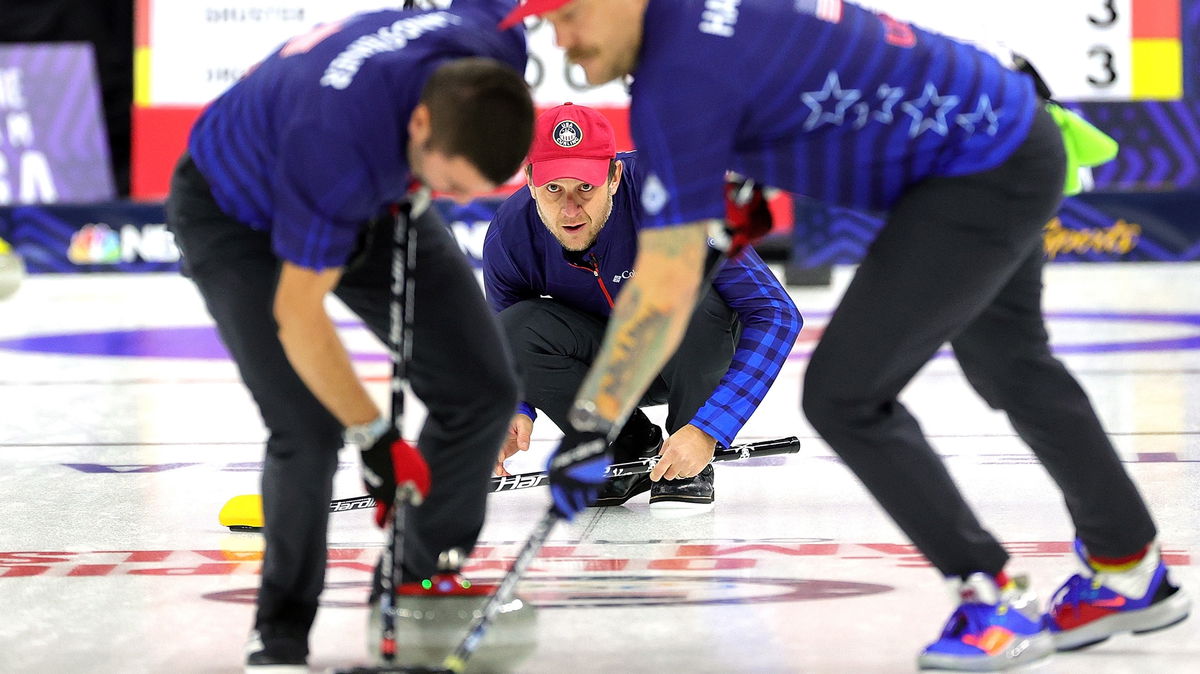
[649,464,715,511]
[592,409,662,507]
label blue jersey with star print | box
[629,0,1039,227]
[483,152,802,447]
[186,1,526,270]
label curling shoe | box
[917,572,1053,671]
[244,627,308,673]
[1045,540,1190,651]
[592,408,661,507]
[649,464,715,513]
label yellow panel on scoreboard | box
[134,46,152,107]
[1131,39,1183,100]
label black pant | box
[802,107,1157,578]
[165,154,517,634]
[500,288,739,437]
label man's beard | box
[538,194,613,252]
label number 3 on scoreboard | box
[1087,0,1119,27]
[1085,0,1121,91]
[1087,46,1117,88]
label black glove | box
[546,429,611,520]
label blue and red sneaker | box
[918,572,1054,671]
[1045,540,1190,651]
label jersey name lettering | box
[699,0,741,38]
[320,13,461,90]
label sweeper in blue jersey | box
[166,3,533,670]
[501,0,1190,670]
[484,103,801,512]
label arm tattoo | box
[573,222,711,427]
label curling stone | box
[368,573,538,673]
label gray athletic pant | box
[499,288,739,437]
[802,106,1157,578]
[166,154,517,636]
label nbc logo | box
[68,223,180,265]
[68,223,121,264]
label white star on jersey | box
[955,94,1001,136]
[851,84,907,129]
[901,83,961,138]
[801,71,862,131]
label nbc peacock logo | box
[68,223,122,264]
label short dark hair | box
[420,58,534,185]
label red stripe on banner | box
[129,104,634,201]
[131,105,204,200]
[586,105,633,151]
[1132,0,1180,39]
[768,191,795,234]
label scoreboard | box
[856,0,1183,101]
[129,0,1193,198]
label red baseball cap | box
[499,0,573,30]
[528,103,616,187]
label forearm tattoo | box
[573,223,709,427]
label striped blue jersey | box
[483,152,802,446]
[187,1,526,269]
[631,0,1039,228]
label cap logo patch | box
[553,120,583,148]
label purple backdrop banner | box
[0,43,114,205]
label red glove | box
[722,177,773,258]
[360,431,432,527]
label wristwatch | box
[344,416,391,449]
